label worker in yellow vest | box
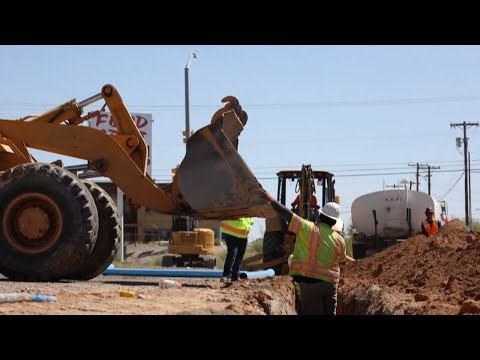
[258,187,353,315]
[421,207,441,237]
[220,217,254,284]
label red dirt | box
[339,220,480,315]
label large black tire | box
[162,255,175,267]
[263,231,285,274]
[175,257,185,268]
[203,256,216,269]
[68,181,121,280]
[0,163,98,281]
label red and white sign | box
[91,112,153,175]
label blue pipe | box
[103,265,275,279]
[239,268,275,279]
[104,266,223,278]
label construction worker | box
[220,217,254,283]
[258,187,352,315]
[291,193,318,211]
[421,207,441,237]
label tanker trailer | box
[351,187,447,258]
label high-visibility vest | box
[288,214,346,284]
[422,219,439,236]
[221,218,253,239]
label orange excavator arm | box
[0,84,275,219]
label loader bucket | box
[173,109,276,220]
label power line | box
[3,94,480,111]
[151,159,480,173]
[436,172,464,200]
[152,168,479,180]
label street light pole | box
[184,52,197,145]
[183,52,197,233]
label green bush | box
[472,219,480,232]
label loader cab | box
[277,168,336,222]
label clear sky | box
[0,45,478,240]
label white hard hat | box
[320,202,343,232]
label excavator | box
[0,84,275,281]
[242,165,337,275]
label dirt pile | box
[339,220,480,314]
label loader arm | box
[0,84,275,219]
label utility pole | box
[408,163,420,191]
[408,163,440,194]
[184,52,197,145]
[416,163,419,191]
[469,151,472,226]
[450,121,479,227]
[425,164,440,195]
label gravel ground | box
[0,274,295,315]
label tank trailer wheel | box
[0,163,98,281]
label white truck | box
[351,186,448,258]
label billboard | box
[90,112,153,175]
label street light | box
[184,52,197,146]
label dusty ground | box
[5,220,479,315]
[339,220,480,315]
[0,242,295,315]
[0,275,295,315]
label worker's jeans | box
[222,234,247,280]
[295,280,338,315]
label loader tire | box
[263,231,285,274]
[203,256,216,269]
[67,181,121,280]
[0,163,98,281]
[162,255,175,267]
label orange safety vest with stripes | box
[288,214,346,284]
[422,219,439,236]
[221,218,253,239]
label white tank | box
[351,189,442,238]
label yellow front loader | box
[0,84,274,281]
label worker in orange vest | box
[291,193,318,211]
[421,207,442,237]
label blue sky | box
[0,45,479,240]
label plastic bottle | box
[0,293,57,303]
[159,279,182,289]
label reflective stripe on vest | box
[221,218,252,239]
[288,214,345,283]
[423,219,439,235]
